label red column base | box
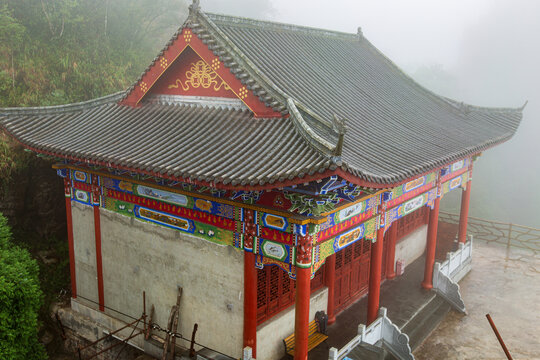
[328,315,336,325]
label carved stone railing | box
[328,307,414,360]
[438,235,473,282]
[439,212,540,255]
[432,237,473,314]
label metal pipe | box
[486,314,513,360]
[190,323,199,358]
[77,317,142,351]
[143,291,147,334]
[89,331,143,359]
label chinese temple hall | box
[0,1,524,360]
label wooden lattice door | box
[334,238,372,313]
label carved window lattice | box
[311,265,325,291]
[397,206,429,241]
[354,240,363,258]
[363,239,371,254]
[344,246,353,265]
[256,268,267,309]
[256,264,325,325]
[281,270,291,295]
[336,251,343,269]
[269,266,280,302]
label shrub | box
[0,213,47,360]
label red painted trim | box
[367,225,385,324]
[325,253,336,325]
[458,180,472,244]
[385,224,398,280]
[243,252,257,357]
[93,206,105,311]
[294,266,311,360]
[422,197,440,289]
[121,28,283,118]
[65,196,77,298]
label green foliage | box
[0,134,34,190]
[0,213,47,360]
[0,0,184,107]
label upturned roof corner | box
[332,114,348,159]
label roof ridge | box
[205,12,360,41]
[0,91,125,116]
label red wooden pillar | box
[385,224,398,280]
[458,180,472,244]
[91,175,105,311]
[243,251,257,357]
[367,204,386,325]
[422,195,441,289]
[294,266,311,360]
[93,206,105,311]
[325,253,336,324]
[64,178,77,298]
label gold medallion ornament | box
[168,60,230,92]
[211,58,220,70]
[140,82,148,93]
[159,57,168,69]
[238,86,248,99]
[183,30,193,42]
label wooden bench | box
[283,319,328,357]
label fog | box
[192,0,538,227]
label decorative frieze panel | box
[317,195,378,242]
[442,171,469,196]
[59,159,473,278]
[384,172,436,208]
[104,197,239,248]
[440,158,470,183]
[385,188,437,231]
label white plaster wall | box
[394,224,428,272]
[256,287,328,360]
[72,202,99,305]
[98,209,244,358]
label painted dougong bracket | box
[432,237,473,314]
[329,307,414,360]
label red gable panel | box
[120,28,283,118]
[150,47,236,98]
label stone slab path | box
[414,241,540,360]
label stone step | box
[401,295,451,351]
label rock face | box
[0,140,66,240]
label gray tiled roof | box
[198,12,523,184]
[0,6,524,188]
[0,93,332,186]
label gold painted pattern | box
[168,60,230,92]
[211,58,220,70]
[140,82,148,93]
[159,57,168,69]
[183,30,193,42]
[238,86,248,99]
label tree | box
[0,213,47,360]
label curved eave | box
[3,118,513,193]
